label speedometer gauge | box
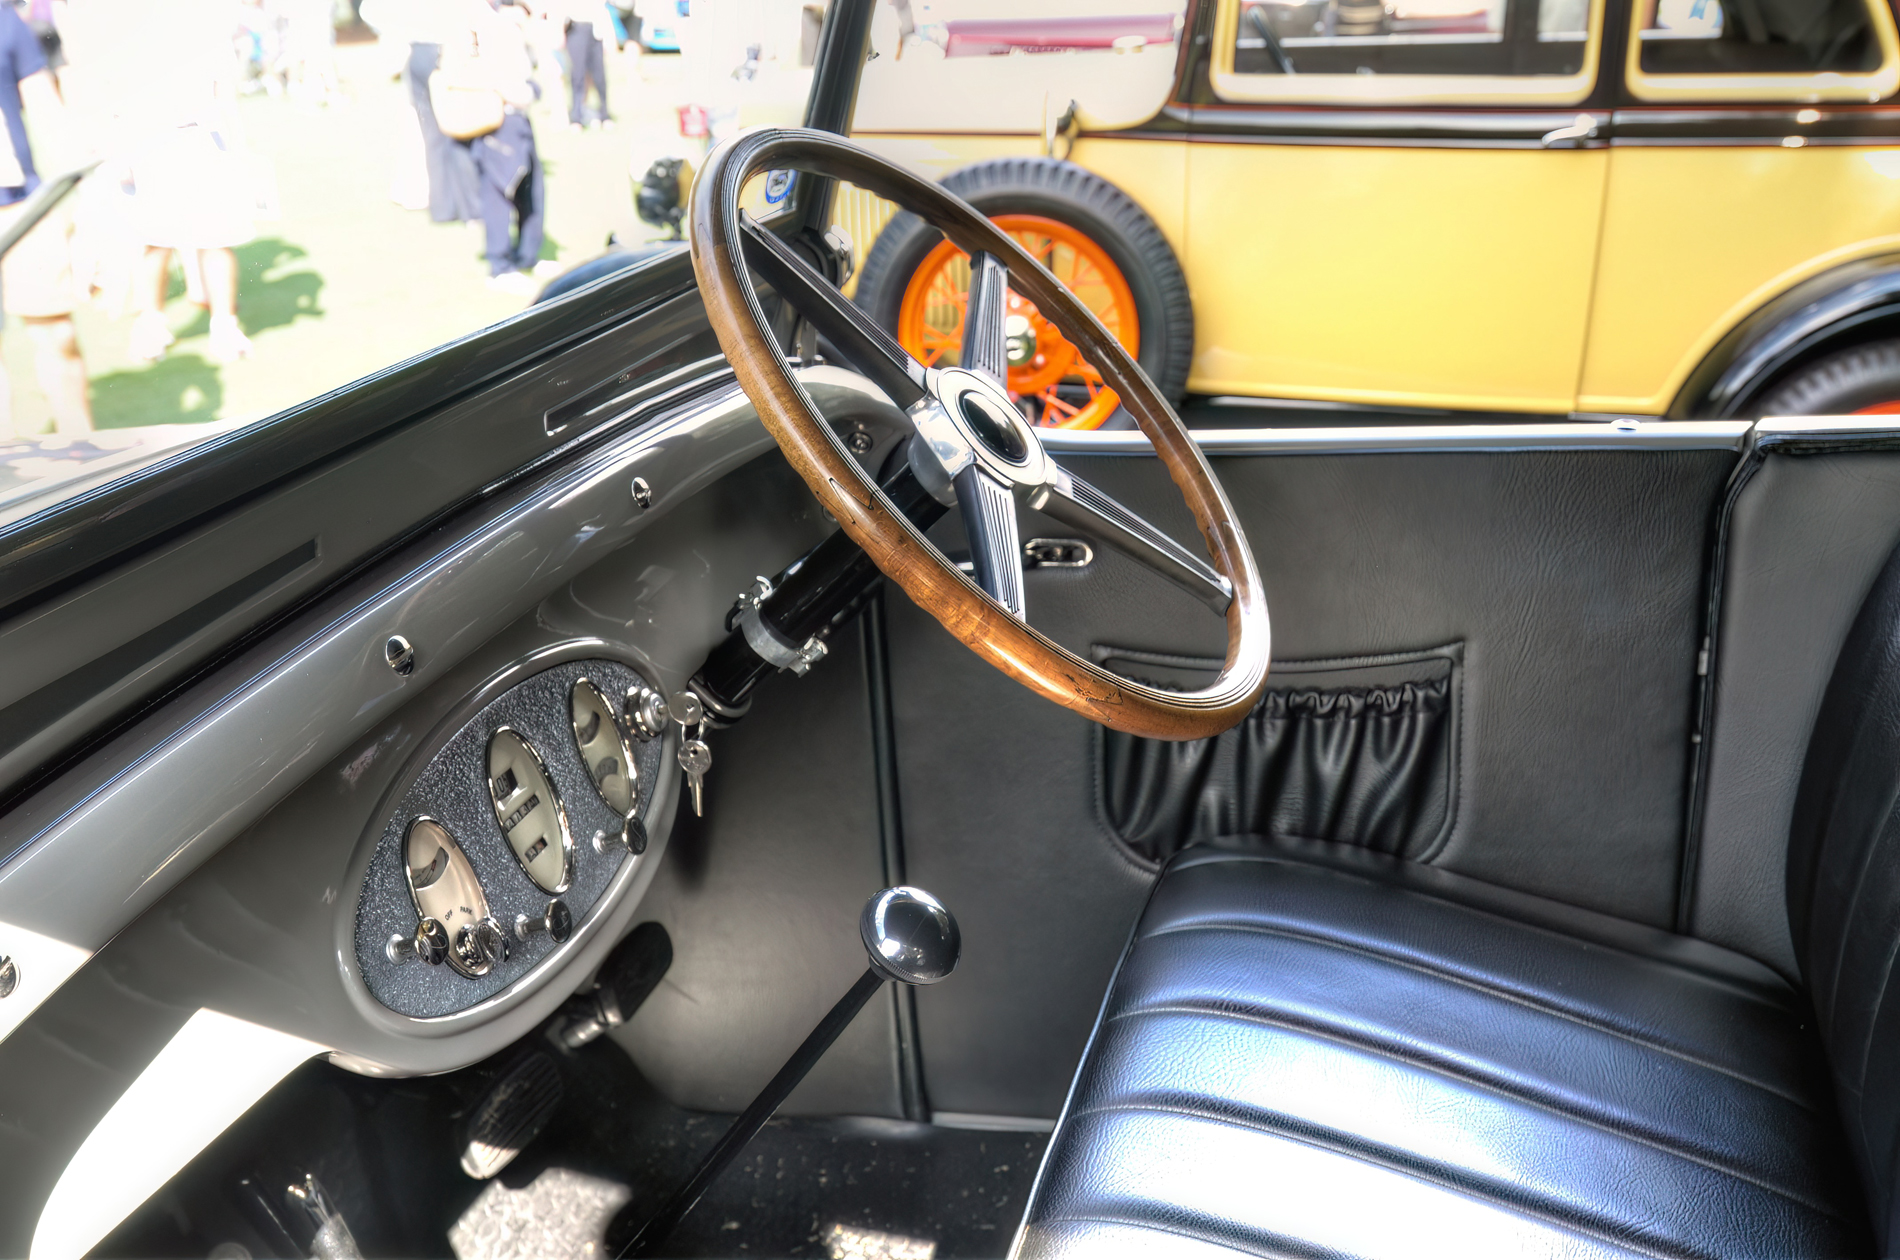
[486,729,572,892]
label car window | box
[1625,0,1900,100]
[1213,0,1605,103]
[1,0,814,530]
[1237,0,1587,77]
[1636,0,1880,75]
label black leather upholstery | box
[1013,838,1868,1258]
[1788,532,1900,1249]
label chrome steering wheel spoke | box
[738,214,929,409]
[954,465,1026,619]
[1032,467,1234,614]
[961,251,1010,390]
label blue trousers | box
[470,112,544,276]
[566,22,607,124]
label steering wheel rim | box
[690,127,1269,741]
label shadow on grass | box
[89,353,223,430]
[237,237,325,334]
[161,237,325,340]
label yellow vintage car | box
[837,0,1900,427]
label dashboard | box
[0,344,925,1254]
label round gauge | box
[570,678,639,821]
[486,729,572,893]
[403,818,497,978]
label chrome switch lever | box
[516,898,574,943]
[387,917,451,966]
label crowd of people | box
[0,0,637,443]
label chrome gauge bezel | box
[400,816,501,979]
[484,726,575,895]
[569,676,641,837]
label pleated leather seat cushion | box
[1012,838,1867,1259]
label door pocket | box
[1095,642,1463,866]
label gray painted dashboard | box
[0,365,907,1065]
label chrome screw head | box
[631,476,653,510]
[0,955,16,999]
[385,635,416,676]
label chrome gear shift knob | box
[860,886,960,985]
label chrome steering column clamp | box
[733,576,829,677]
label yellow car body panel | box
[1582,147,1900,415]
[1185,143,1607,412]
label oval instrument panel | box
[352,656,664,1018]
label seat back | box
[1789,537,1900,1244]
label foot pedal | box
[460,1052,564,1180]
[558,921,673,1048]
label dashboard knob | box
[455,917,511,975]
[516,898,574,944]
[860,886,960,986]
[387,917,451,966]
[593,816,649,855]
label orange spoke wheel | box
[895,215,1138,431]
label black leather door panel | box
[894,446,1733,1119]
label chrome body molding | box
[0,365,901,1050]
[1042,420,1758,456]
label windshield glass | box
[0,0,815,528]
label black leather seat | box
[1014,543,1900,1259]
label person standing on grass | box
[553,0,607,128]
[0,0,91,439]
[362,0,483,223]
[452,0,558,294]
[61,0,258,365]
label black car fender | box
[1674,253,1900,418]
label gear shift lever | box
[621,886,960,1258]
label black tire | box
[1758,338,1900,415]
[854,157,1194,413]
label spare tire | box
[854,157,1192,431]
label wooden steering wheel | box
[690,129,1269,741]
